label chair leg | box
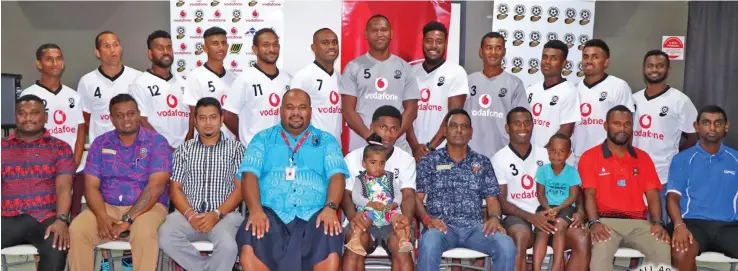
[105,249,115,271]
[731,263,736,271]
[2,254,8,271]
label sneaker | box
[99,259,110,271]
[121,257,133,271]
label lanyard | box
[280,131,311,166]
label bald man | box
[236,90,350,271]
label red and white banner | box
[340,0,452,153]
[662,36,685,60]
[170,0,284,75]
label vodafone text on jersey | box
[525,80,580,147]
[412,61,469,144]
[130,71,190,147]
[183,64,238,140]
[291,62,342,140]
[78,66,142,141]
[492,145,550,213]
[20,83,84,152]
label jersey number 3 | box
[510,164,519,176]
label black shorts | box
[534,205,576,226]
[236,208,344,271]
[667,219,738,258]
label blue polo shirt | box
[667,142,738,222]
[417,147,500,229]
[237,124,350,223]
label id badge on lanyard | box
[281,131,310,181]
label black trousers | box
[1,215,67,271]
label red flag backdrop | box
[340,1,452,154]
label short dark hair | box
[366,14,391,30]
[147,30,171,49]
[547,133,572,149]
[363,134,388,160]
[583,39,610,58]
[108,93,138,113]
[194,97,222,116]
[372,105,402,124]
[481,32,506,48]
[36,43,62,60]
[16,94,45,106]
[253,28,278,46]
[312,28,334,41]
[423,21,447,39]
[444,108,472,127]
[203,27,227,41]
[605,105,633,122]
[544,40,569,59]
[506,106,533,124]
[95,31,116,49]
[643,49,670,68]
[697,105,728,122]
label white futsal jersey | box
[525,79,580,148]
[291,62,342,141]
[412,61,469,148]
[20,82,84,152]
[183,64,237,140]
[78,66,142,142]
[129,71,190,148]
[492,144,550,214]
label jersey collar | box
[146,69,173,81]
[422,60,446,74]
[203,63,226,78]
[582,73,609,89]
[508,143,532,160]
[97,66,126,82]
[601,139,637,159]
[695,141,727,157]
[253,64,279,80]
[543,78,567,90]
[313,61,334,76]
[7,129,52,141]
[34,80,62,95]
[644,85,671,101]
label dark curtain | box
[684,1,738,146]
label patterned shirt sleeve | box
[233,143,247,178]
[237,131,266,180]
[55,140,76,175]
[84,137,103,178]
[171,146,188,183]
[481,157,500,198]
[416,155,434,194]
[150,135,173,174]
[323,133,350,180]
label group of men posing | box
[2,13,737,271]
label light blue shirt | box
[237,124,350,223]
[535,164,581,206]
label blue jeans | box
[417,224,516,271]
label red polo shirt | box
[578,141,661,220]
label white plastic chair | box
[165,241,215,271]
[613,248,645,270]
[696,252,738,271]
[364,246,392,270]
[440,248,490,271]
[1,245,37,271]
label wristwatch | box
[324,202,338,211]
[651,220,666,228]
[214,210,224,220]
[425,142,436,151]
[121,214,134,224]
[56,213,71,225]
[587,219,601,229]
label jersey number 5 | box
[510,164,519,176]
[363,69,371,79]
[208,81,216,92]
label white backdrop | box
[492,1,595,88]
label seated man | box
[492,107,590,271]
[158,97,245,271]
[579,105,671,271]
[342,105,416,271]
[69,94,172,271]
[416,108,516,271]
[667,105,738,271]
[236,89,350,271]
[1,95,74,271]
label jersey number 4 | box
[94,87,102,98]
[147,85,161,96]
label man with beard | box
[158,97,245,271]
[667,105,738,271]
[130,30,190,149]
[632,50,698,223]
[290,28,343,142]
[341,14,420,154]
[2,95,75,271]
[342,105,416,271]
[493,107,591,271]
[183,27,238,141]
[579,105,671,270]
[466,32,530,159]
[69,94,172,271]
[236,89,349,271]
[224,28,292,148]
[572,39,634,165]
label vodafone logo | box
[329,91,339,105]
[179,10,187,18]
[375,77,388,91]
[220,94,227,105]
[268,93,281,107]
[214,10,221,17]
[252,10,259,18]
[581,103,592,117]
[420,88,431,102]
[196,60,203,67]
[167,95,178,108]
[196,27,203,34]
[478,94,492,109]
[532,103,543,116]
[53,110,66,125]
[640,114,652,129]
[521,174,534,190]
[231,60,238,67]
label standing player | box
[76,30,141,271]
[182,27,237,140]
[290,28,342,142]
[407,21,469,161]
[130,30,190,149]
[340,14,420,153]
[21,44,85,167]
[572,39,634,164]
[632,50,698,222]
[465,32,529,159]
[526,40,580,149]
[223,28,291,148]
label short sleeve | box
[55,141,76,176]
[568,165,582,186]
[129,83,152,117]
[416,155,434,194]
[617,81,635,111]
[170,146,188,183]
[223,75,247,114]
[491,153,508,185]
[149,135,173,175]
[78,78,91,113]
[679,97,698,133]
[638,151,663,192]
[72,93,85,124]
[339,62,359,97]
[402,63,420,101]
[237,131,266,179]
[534,166,547,186]
[400,155,417,190]
[344,152,360,190]
[578,152,597,189]
[232,143,246,177]
[559,90,581,125]
[83,137,103,178]
[183,74,202,107]
[481,157,500,198]
[512,77,531,109]
[666,154,687,196]
[448,68,470,97]
[322,133,350,180]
